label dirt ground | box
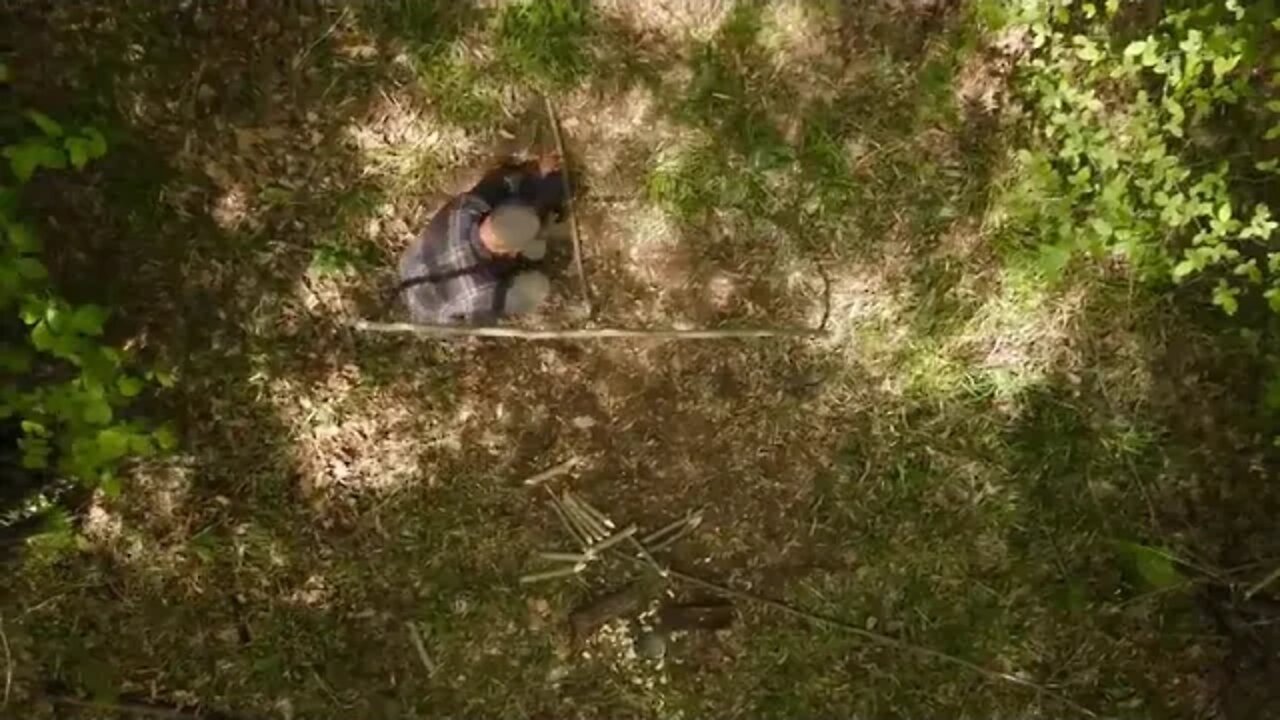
[2,1,1278,718]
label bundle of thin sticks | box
[520,489,703,584]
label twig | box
[545,489,590,549]
[612,552,1097,718]
[585,525,638,555]
[1245,563,1280,600]
[543,94,592,315]
[521,457,579,487]
[562,493,607,540]
[0,613,10,709]
[294,5,351,69]
[521,564,587,584]
[626,534,667,577]
[353,320,824,340]
[538,551,594,563]
[648,511,704,553]
[560,493,605,542]
[405,621,438,677]
[573,494,617,531]
[49,696,204,718]
[641,512,700,547]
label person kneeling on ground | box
[398,153,566,325]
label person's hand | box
[538,152,562,175]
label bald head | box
[480,203,541,255]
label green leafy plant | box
[1,70,172,535]
[1003,0,1277,318]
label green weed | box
[495,0,594,87]
[356,0,481,62]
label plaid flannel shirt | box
[398,163,565,325]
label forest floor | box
[2,1,1278,718]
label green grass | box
[495,0,595,87]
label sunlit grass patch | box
[355,0,482,61]
[495,0,595,87]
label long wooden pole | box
[609,551,1099,718]
[543,95,593,316]
[353,320,823,340]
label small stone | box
[636,631,666,660]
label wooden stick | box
[521,457,579,487]
[545,489,590,549]
[520,564,586,584]
[1245,563,1280,600]
[562,493,607,540]
[538,551,594,563]
[543,94,592,315]
[353,320,824,340]
[558,492,604,543]
[405,621,438,677]
[626,534,668,577]
[586,525,638,555]
[611,552,1098,718]
[641,513,698,547]
[648,511,704,553]
[574,494,617,530]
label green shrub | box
[0,63,171,532]
[1003,0,1278,317]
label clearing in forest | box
[1,1,1277,718]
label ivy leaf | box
[4,140,67,182]
[1266,288,1280,313]
[1212,281,1240,316]
[30,321,55,352]
[1117,541,1183,589]
[116,375,144,397]
[99,475,123,499]
[97,427,131,461]
[25,110,64,138]
[83,397,114,425]
[1076,43,1101,63]
[15,257,47,280]
[1141,43,1160,67]
[6,222,40,253]
[1123,40,1148,58]
[149,368,177,389]
[1234,259,1262,284]
[1213,54,1241,78]
[64,137,91,170]
[70,305,108,336]
[129,433,156,456]
[20,420,47,436]
[154,425,179,451]
[1172,258,1198,280]
[21,439,50,470]
[84,128,108,159]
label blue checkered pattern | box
[399,194,515,325]
[398,163,567,325]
